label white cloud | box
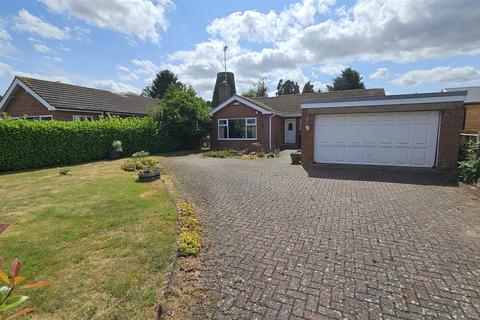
[41,0,174,44]
[207,0,335,44]
[0,18,15,57]
[14,9,68,40]
[0,63,13,77]
[392,66,480,87]
[34,44,50,53]
[131,59,158,76]
[317,63,346,76]
[90,79,141,94]
[44,56,63,62]
[116,65,139,81]
[370,67,390,80]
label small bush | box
[458,158,480,183]
[266,152,276,158]
[181,216,201,231]
[178,230,202,257]
[121,156,157,171]
[58,167,71,175]
[59,167,71,175]
[132,150,150,158]
[179,202,195,216]
[203,149,237,158]
[112,140,123,152]
[274,149,280,157]
[257,152,265,158]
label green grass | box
[0,159,178,319]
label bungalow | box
[0,76,156,121]
[210,78,385,151]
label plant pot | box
[108,151,122,160]
[290,152,301,165]
[138,167,161,182]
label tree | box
[276,79,300,96]
[302,81,315,94]
[142,69,184,99]
[150,85,211,150]
[327,67,365,91]
[242,77,268,97]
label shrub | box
[58,167,71,175]
[121,156,157,171]
[178,230,202,257]
[150,85,211,150]
[132,150,150,158]
[181,216,201,231]
[459,141,480,162]
[179,202,195,216]
[0,117,170,171]
[458,158,480,183]
[257,152,265,158]
[111,140,123,152]
[203,149,237,158]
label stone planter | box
[290,152,301,165]
[108,151,122,160]
[138,167,161,182]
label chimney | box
[212,72,236,107]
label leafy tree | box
[327,67,365,91]
[302,81,315,94]
[150,85,211,150]
[142,69,184,99]
[242,77,268,97]
[276,79,300,96]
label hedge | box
[0,117,173,171]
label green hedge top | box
[0,117,170,171]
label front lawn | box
[0,159,177,319]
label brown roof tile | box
[17,76,157,115]
[244,88,386,116]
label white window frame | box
[218,117,257,140]
[10,115,53,121]
[72,115,93,121]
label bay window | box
[218,118,257,140]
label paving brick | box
[166,152,480,319]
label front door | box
[284,118,296,144]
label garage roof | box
[301,91,467,109]
[443,86,480,104]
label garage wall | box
[301,102,464,170]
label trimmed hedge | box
[0,117,172,171]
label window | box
[10,115,53,121]
[73,115,93,121]
[288,123,293,131]
[218,118,257,140]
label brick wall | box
[211,100,270,151]
[301,103,464,170]
[436,105,464,169]
[464,104,480,132]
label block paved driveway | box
[165,152,480,319]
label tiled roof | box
[16,77,157,115]
[243,88,386,116]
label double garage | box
[300,92,466,170]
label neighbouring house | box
[0,76,157,121]
[443,86,480,133]
[209,73,386,151]
[300,91,467,170]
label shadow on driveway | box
[302,163,458,186]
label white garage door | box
[314,111,440,167]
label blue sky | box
[1,0,480,100]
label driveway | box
[165,152,480,319]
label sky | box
[1,0,480,100]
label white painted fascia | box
[0,78,56,112]
[301,95,465,109]
[210,95,273,115]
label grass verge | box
[0,159,177,319]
